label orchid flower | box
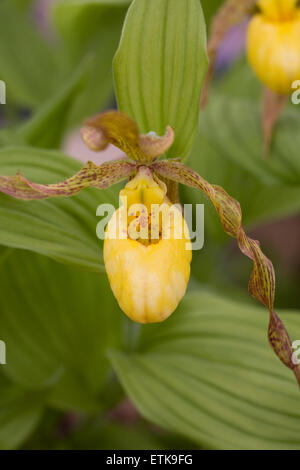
[0,109,299,385]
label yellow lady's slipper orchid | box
[104,166,192,324]
[0,109,299,385]
[247,0,300,94]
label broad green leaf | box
[0,373,44,450]
[51,0,129,125]
[110,291,300,450]
[0,146,120,272]
[198,94,300,186]
[52,0,130,56]
[0,249,123,412]
[114,0,208,159]
[0,0,58,107]
[18,58,91,149]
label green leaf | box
[0,249,123,412]
[110,290,300,450]
[113,0,208,159]
[18,58,91,149]
[198,94,300,186]
[51,0,129,125]
[0,373,44,450]
[0,146,120,272]
[0,0,58,107]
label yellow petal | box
[247,1,300,94]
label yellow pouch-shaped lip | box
[103,168,192,324]
[104,225,191,323]
[247,0,300,94]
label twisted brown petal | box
[81,110,174,162]
[0,160,136,200]
[152,159,300,386]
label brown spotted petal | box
[152,159,300,386]
[81,110,174,162]
[0,160,136,200]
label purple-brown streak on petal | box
[152,159,300,386]
[0,160,137,200]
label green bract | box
[113,0,208,159]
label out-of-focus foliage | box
[0,373,44,450]
[214,56,261,100]
[51,0,129,125]
[18,58,92,148]
[201,0,224,29]
[0,250,123,413]
[197,95,300,186]
[24,409,197,450]
[11,0,35,10]
[0,0,58,108]
[60,418,195,450]
[110,290,300,450]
